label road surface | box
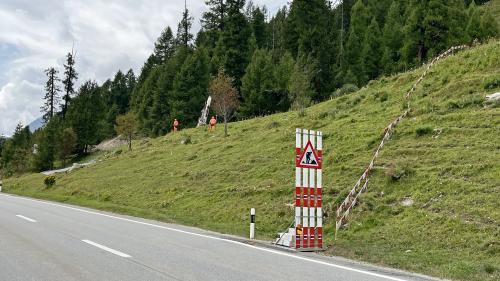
[0,193,439,281]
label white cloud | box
[0,0,288,136]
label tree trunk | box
[224,114,228,137]
[128,133,132,151]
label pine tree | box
[381,1,404,74]
[362,18,382,82]
[215,0,251,89]
[250,7,266,49]
[66,81,105,154]
[41,67,61,123]
[176,3,194,48]
[34,118,61,171]
[480,9,499,39]
[110,70,129,114]
[403,0,467,64]
[170,48,211,127]
[201,0,227,49]
[131,54,157,112]
[154,27,176,64]
[240,49,276,116]
[289,56,314,117]
[466,1,482,41]
[345,0,371,86]
[61,50,78,117]
[284,0,332,98]
[59,127,77,166]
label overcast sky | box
[0,0,288,136]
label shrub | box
[266,121,280,129]
[332,84,359,98]
[483,264,496,274]
[181,135,192,145]
[484,78,500,90]
[385,161,414,181]
[44,176,56,188]
[415,126,434,137]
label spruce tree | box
[345,0,370,86]
[176,4,194,48]
[154,27,176,64]
[240,49,276,116]
[289,55,315,117]
[170,48,211,127]
[216,0,251,89]
[41,67,61,123]
[67,81,105,154]
[201,0,227,49]
[466,1,482,41]
[480,9,499,39]
[250,7,266,49]
[381,1,404,74]
[361,17,382,82]
[61,50,78,117]
[284,0,332,98]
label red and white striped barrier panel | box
[295,128,323,251]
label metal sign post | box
[295,129,323,251]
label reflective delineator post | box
[250,208,255,239]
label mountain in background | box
[28,117,44,132]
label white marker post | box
[250,208,255,239]
[0,180,2,192]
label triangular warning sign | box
[297,141,320,169]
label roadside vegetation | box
[5,40,500,281]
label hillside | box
[4,40,500,281]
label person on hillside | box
[208,116,217,132]
[173,119,179,132]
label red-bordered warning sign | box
[296,140,321,169]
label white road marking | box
[16,215,37,222]
[82,239,131,258]
[3,194,408,281]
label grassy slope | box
[5,41,500,280]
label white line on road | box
[16,214,37,222]
[82,239,131,258]
[3,194,409,281]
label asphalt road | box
[0,193,439,281]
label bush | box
[374,91,389,102]
[484,78,500,90]
[332,84,359,98]
[266,121,280,129]
[415,126,434,137]
[44,176,56,188]
[181,135,192,145]
[385,162,414,181]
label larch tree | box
[115,112,138,151]
[41,67,61,123]
[61,50,78,118]
[177,3,194,48]
[209,69,239,137]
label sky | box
[0,0,288,137]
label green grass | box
[4,41,500,281]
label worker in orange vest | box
[208,116,217,132]
[173,119,179,132]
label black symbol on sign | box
[304,152,317,165]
